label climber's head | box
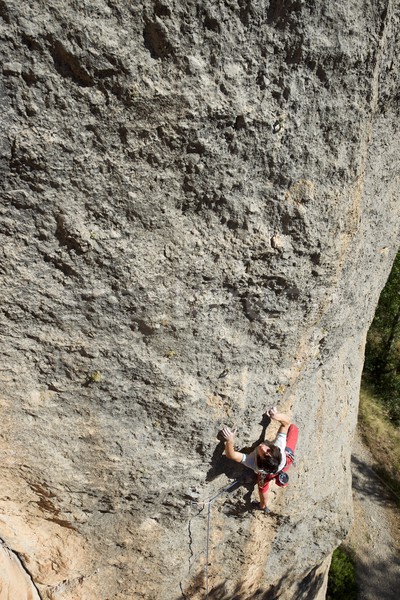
[257,442,281,473]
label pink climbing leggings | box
[258,424,299,493]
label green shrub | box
[378,375,400,425]
[364,250,400,424]
[327,546,358,600]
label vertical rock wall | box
[0,1,399,598]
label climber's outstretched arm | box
[221,426,243,463]
[267,406,291,434]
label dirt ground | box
[346,431,400,599]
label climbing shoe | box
[250,501,270,514]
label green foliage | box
[364,250,400,424]
[358,383,400,507]
[327,546,358,600]
[377,376,400,424]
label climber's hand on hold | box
[220,426,243,462]
[221,426,236,442]
[267,407,291,433]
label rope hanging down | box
[201,478,242,599]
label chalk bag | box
[277,472,289,487]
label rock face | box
[0,541,40,600]
[0,1,399,598]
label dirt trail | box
[347,431,400,599]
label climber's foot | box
[251,501,270,514]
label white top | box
[240,432,287,474]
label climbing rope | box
[189,478,242,599]
[204,479,241,599]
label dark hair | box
[258,444,281,473]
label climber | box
[220,407,298,514]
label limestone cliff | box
[0,1,399,598]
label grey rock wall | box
[0,1,399,598]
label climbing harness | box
[258,446,296,489]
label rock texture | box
[0,541,40,600]
[0,1,399,598]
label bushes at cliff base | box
[327,546,358,600]
[364,250,400,424]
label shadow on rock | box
[220,473,258,517]
[206,414,272,483]
[177,562,327,599]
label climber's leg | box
[286,424,298,454]
[258,477,271,509]
[282,424,298,472]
